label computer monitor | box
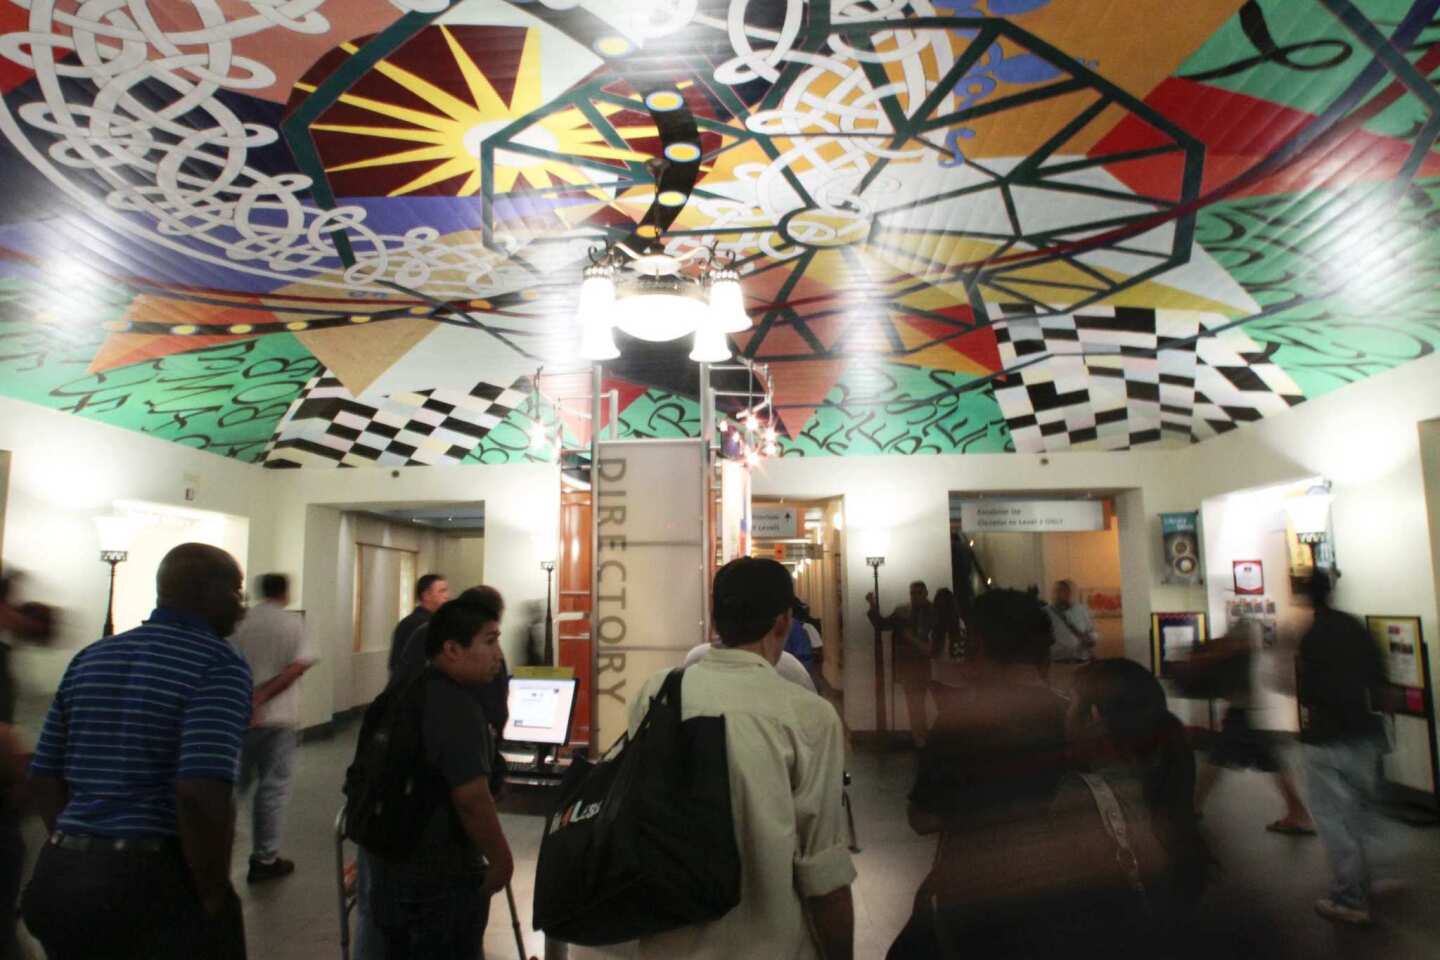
[502,677,578,747]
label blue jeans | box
[370,861,489,960]
[354,848,387,960]
[1304,738,1381,909]
[238,726,296,861]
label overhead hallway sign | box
[958,499,1105,533]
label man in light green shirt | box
[628,558,856,959]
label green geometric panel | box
[1178,0,1437,139]
[617,389,702,440]
[0,331,322,463]
[782,363,1012,457]
[0,300,117,399]
[465,401,559,465]
[467,387,706,463]
[1197,177,1440,397]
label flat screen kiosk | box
[499,677,578,784]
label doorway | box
[751,496,845,711]
[949,492,1125,660]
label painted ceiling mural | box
[0,0,1436,466]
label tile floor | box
[12,705,1440,960]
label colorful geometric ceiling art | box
[1,0,1438,465]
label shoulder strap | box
[1077,773,1149,906]
[657,667,684,714]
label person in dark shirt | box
[358,572,450,960]
[867,581,936,747]
[23,544,251,960]
[387,574,449,676]
[889,588,1066,958]
[1297,571,1387,926]
[370,597,515,958]
[392,587,510,738]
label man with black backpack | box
[347,597,514,958]
[628,557,856,959]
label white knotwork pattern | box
[669,0,956,263]
[0,0,532,297]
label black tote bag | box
[533,669,741,945]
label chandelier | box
[575,243,751,363]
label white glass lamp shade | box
[708,275,751,333]
[614,291,709,342]
[1284,490,1333,539]
[688,318,732,363]
[94,514,140,554]
[576,271,621,361]
[579,316,620,361]
[575,271,616,328]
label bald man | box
[23,543,253,960]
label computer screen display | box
[502,678,578,746]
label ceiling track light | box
[575,242,751,363]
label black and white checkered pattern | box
[991,304,1303,452]
[262,374,527,468]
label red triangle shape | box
[1092,77,1440,199]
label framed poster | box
[1368,615,1425,690]
[1232,559,1264,595]
[1150,611,1207,677]
[1161,512,1201,585]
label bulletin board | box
[1366,616,1438,806]
[1150,611,1207,678]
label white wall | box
[263,463,558,729]
[110,502,250,638]
[1177,354,1440,785]
[1199,484,1312,733]
[0,397,270,691]
[434,534,486,591]
[0,451,9,566]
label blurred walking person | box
[1297,571,1387,926]
[868,581,936,747]
[231,573,316,883]
[1182,620,1314,835]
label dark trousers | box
[372,865,489,960]
[0,817,21,960]
[22,841,246,960]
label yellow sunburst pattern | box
[303,25,657,202]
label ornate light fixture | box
[576,243,750,363]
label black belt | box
[49,831,176,854]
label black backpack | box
[532,669,740,945]
[342,670,450,862]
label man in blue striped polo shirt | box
[21,542,253,960]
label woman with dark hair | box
[888,589,1067,959]
[1046,659,1211,949]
